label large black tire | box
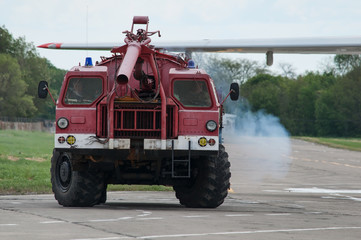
[98,184,107,204]
[173,145,231,208]
[51,150,105,207]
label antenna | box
[86,5,88,56]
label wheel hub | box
[59,161,71,183]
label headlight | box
[206,120,217,132]
[57,117,69,129]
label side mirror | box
[230,82,239,101]
[38,81,48,99]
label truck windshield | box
[173,80,212,107]
[64,77,102,105]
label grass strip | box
[296,136,361,152]
[0,130,171,194]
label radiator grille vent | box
[97,103,176,139]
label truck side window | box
[64,77,102,105]
[173,80,212,107]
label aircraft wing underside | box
[38,36,361,54]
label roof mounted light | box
[85,57,93,66]
[188,60,195,69]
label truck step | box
[171,140,191,178]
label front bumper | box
[54,134,219,151]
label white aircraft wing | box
[38,37,361,66]
[154,37,361,54]
[38,36,361,54]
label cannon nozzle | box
[116,42,142,85]
[116,74,129,85]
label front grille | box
[97,102,176,139]
[114,103,161,138]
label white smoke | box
[223,100,292,183]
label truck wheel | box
[173,145,231,208]
[51,150,104,207]
[98,184,107,204]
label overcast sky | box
[2,0,361,74]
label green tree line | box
[0,26,65,120]
[241,68,361,137]
[201,55,361,137]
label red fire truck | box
[38,16,239,208]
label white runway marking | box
[40,220,65,224]
[322,194,361,202]
[342,195,361,202]
[182,215,209,218]
[0,224,18,226]
[265,213,291,216]
[136,210,152,217]
[71,237,130,240]
[137,217,163,221]
[286,188,361,194]
[138,226,361,239]
[225,214,253,217]
[88,217,133,222]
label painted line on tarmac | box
[40,220,66,224]
[225,214,253,217]
[225,213,292,217]
[71,237,131,240]
[286,188,361,194]
[0,224,18,226]
[265,213,291,216]
[182,215,209,218]
[136,210,152,217]
[322,194,361,202]
[70,226,361,240]
[138,226,361,239]
[88,217,133,222]
[137,217,163,221]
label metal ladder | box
[171,140,191,178]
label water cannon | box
[116,42,141,85]
[116,16,160,87]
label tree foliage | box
[315,67,361,136]
[241,66,360,137]
[0,54,35,117]
[333,54,361,75]
[241,74,289,117]
[0,26,65,119]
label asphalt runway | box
[1,138,361,240]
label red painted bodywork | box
[55,18,221,141]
